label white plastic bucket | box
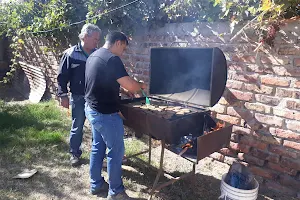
[219,173,259,200]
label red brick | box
[251,149,280,163]
[254,113,283,127]
[283,140,300,151]
[274,64,300,76]
[210,111,217,118]
[216,114,240,125]
[275,88,294,98]
[223,90,245,106]
[278,47,300,55]
[238,153,265,166]
[273,108,300,120]
[210,104,226,114]
[230,89,254,101]
[228,71,258,83]
[269,145,298,159]
[227,107,253,120]
[228,64,244,71]
[295,81,300,89]
[232,55,256,64]
[230,133,240,142]
[229,141,240,151]
[260,56,290,65]
[224,156,238,165]
[286,120,300,132]
[281,157,300,170]
[219,148,237,157]
[279,174,300,190]
[209,152,225,162]
[143,70,149,76]
[245,102,271,113]
[264,180,297,196]
[124,61,133,68]
[245,64,265,73]
[218,97,229,105]
[269,127,300,140]
[251,129,282,144]
[293,91,300,99]
[255,94,280,106]
[232,126,252,135]
[229,142,251,153]
[244,84,273,94]
[272,66,288,76]
[135,62,149,69]
[280,67,300,77]
[294,58,300,67]
[226,80,244,90]
[286,100,300,111]
[133,69,143,75]
[261,76,290,87]
[267,162,298,176]
[249,166,278,180]
[240,136,268,150]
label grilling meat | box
[131,104,191,119]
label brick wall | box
[17,35,74,99]
[16,20,300,196]
[121,21,300,196]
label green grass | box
[125,138,148,162]
[0,100,70,163]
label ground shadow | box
[122,155,298,200]
[0,85,27,102]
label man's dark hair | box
[105,31,129,45]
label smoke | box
[150,48,213,105]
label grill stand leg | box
[148,140,197,200]
[190,163,196,185]
[148,135,152,164]
[148,140,165,200]
[126,136,197,200]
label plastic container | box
[219,173,259,200]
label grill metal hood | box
[149,47,228,107]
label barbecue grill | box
[120,47,233,199]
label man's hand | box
[60,96,69,109]
[117,76,148,93]
[140,83,147,90]
[121,87,135,99]
[126,91,135,98]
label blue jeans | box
[69,94,86,157]
[85,104,125,196]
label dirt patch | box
[0,122,298,200]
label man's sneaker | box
[70,155,80,167]
[91,181,109,195]
[107,191,133,200]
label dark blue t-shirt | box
[85,48,128,114]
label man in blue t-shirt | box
[85,31,147,200]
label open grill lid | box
[149,47,228,107]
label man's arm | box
[57,52,70,108]
[117,76,146,93]
[110,56,147,93]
